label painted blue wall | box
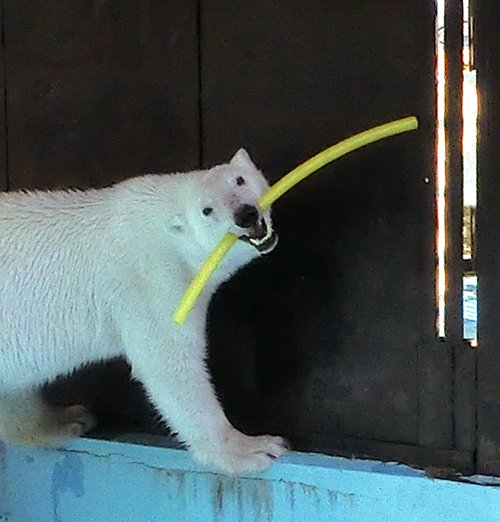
[1,437,499,521]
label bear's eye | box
[202,207,214,216]
[236,176,246,186]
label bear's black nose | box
[234,204,259,228]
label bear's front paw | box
[192,429,289,474]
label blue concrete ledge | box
[1,436,500,521]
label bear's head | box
[174,149,278,259]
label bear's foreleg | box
[122,317,288,474]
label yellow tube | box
[258,116,418,210]
[172,232,238,324]
[173,116,419,325]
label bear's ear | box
[230,148,255,170]
[166,214,186,236]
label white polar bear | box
[0,149,288,474]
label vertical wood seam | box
[0,0,8,190]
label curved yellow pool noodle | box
[173,116,418,325]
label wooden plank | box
[417,341,454,448]
[0,0,7,191]
[4,0,199,190]
[445,0,464,344]
[475,0,500,476]
[453,347,477,451]
[203,0,440,461]
[444,0,478,454]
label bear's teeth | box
[249,226,273,246]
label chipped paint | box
[25,455,35,465]
[50,454,85,522]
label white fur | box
[0,149,288,474]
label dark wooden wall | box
[0,0,494,475]
[476,0,500,476]
[4,1,200,189]
[204,0,440,463]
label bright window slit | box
[462,0,478,343]
[435,0,478,343]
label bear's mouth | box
[239,219,278,254]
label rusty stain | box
[236,481,244,513]
[300,483,318,496]
[175,472,186,495]
[328,490,338,504]
[289,482,296,511]
[214,478,224,515]
[212,475,241,518]
[247,479,273,521]
[346,492,357,507]
[210,475,274,521]
[327,489,358,508]
[172,472,187,515]
[300,483,320,514]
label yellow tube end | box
[258,116,418,210]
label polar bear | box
[0,149,288,474]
